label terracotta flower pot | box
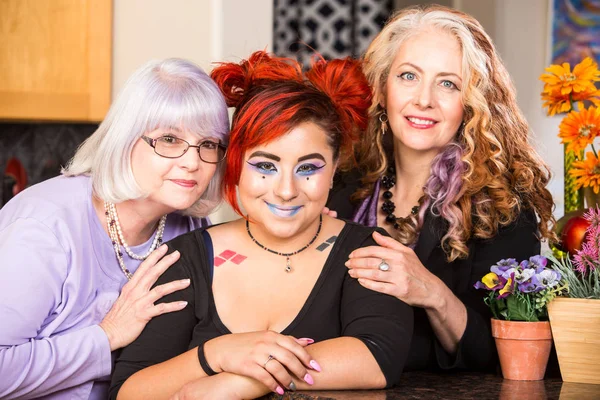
[491,319,553,381]
[548,297,600,385]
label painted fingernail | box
[180,279,190,285]
[298,338,314,344]
[276,386,284,395]
[178,301,188,308]
[289,381,297,391]
[309,360,322,372]
[304,373,314,385]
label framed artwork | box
[551,0,600,65]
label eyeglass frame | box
[141,135,227,164]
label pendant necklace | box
[246,215,322,273]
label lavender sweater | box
[0,175,204,399]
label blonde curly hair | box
[352,5,556,261]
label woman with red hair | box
[109,51,413,400]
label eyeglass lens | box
[154,137,225,163]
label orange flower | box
[571,152,600,194]
[541,90,572,116]
[558,106,600,153]
[542,87,600,116]
[573,89,600,111]
[540,57,600,96]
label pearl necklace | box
[246,215,322,273]
[104,202,167,280]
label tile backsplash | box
[0,123,97,207]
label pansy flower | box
[532,270,562,290]
[497,273,516,299]
[491,258,519,280]
[515,268,535,284]
[527,255,548,273]
[474,272,505,291]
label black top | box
[327,170,541,372]
[109,222,414,398]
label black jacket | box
[327,170,541,371]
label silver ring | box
[263,354,275,368]
[378,259,390,271]
[289,381,297,391]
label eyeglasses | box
[141,135,227,164]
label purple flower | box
[491,258,518,271]
[527,255,548,273]
[531,270,562,290]
[491,259,519,279]
[518,281,538,293]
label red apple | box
[560,215,591,255]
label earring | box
[379,111,389,136]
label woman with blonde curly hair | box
[327,5,556,371]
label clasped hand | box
[204,331,321,394]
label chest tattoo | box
[315,235,338,252]
[214,249,248,267]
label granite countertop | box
[262,371,600,400]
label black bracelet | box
[198,341,218,376]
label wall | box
[111,0,565,221]
[113,0,273,222]
[456,0,564,216]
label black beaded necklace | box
[246,214,322,273]
[381,167,420,230]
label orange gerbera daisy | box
[573,88,600,111]
[571,152,600,194]
[540,57,600,96]
[541,90,572,116]
[559,106,600,153]
[541,87,600,116]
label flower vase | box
[548,297,600,384]
[564,145,584,213]
[583,186,600,209]
[491,319,553,381]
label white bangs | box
[139,71,230,144]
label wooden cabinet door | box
[0,0,112,122]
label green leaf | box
[506,295,538,322]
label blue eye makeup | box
[295,163,326,176]
[246,161,277,175]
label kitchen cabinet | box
[0,0,112,122]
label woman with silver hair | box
[0,58,229,399]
